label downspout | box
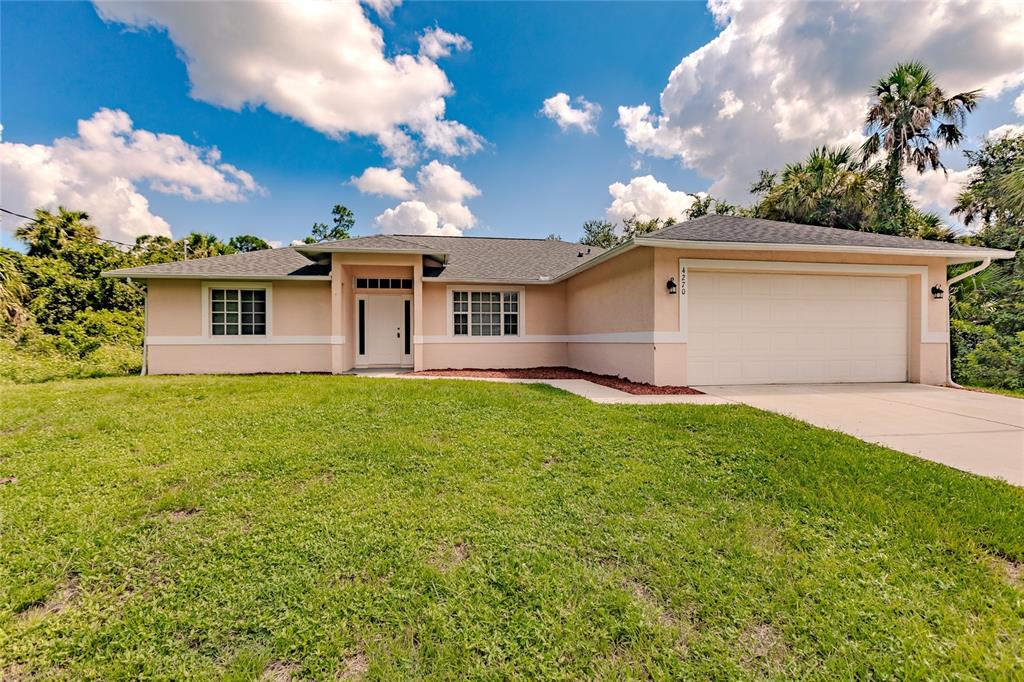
[943,258,991,388]
[126,277,148,376]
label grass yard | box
[2,376,1023,679]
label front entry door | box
[363,296,405,366]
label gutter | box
[633,237,1014,261]
[944,257,993,389]
[125,277,148,376]
[101,273,332,281]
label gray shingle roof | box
[371,235,604,281]
[643,215,1013,256]
[105,217,1011,282]
[103,247,330,278]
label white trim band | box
[147,336,344,346]
[413,332,685,344]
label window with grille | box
[211,288,266,336]
[355,278,412,290]
[453,291,519,337]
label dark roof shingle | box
[104,247,329,278]
[643,215,1012,255]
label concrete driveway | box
[697,383,1024,486]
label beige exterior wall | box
[141,244,953,386]
[145,278,332,375]
[655,247,950,386]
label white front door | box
[686,271,908,385]
[363,296,405,366]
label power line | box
[0,207,138,248]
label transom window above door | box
[211,288,266,335]
[356,278,412,290]
[453,290,519,336]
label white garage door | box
[687,271,908,385]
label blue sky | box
[2,1,1022,248]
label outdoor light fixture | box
[931,284,945,299]
[666,277,678,295]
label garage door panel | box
[687,271,908,385]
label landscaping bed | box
[412,366,704,394]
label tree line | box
[0,204,355,382]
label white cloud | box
[418,26,471,59]
[94,0,482,167]
[906,167,978,231]
[618,0,1024,202]
[372,160,480,235]
[985,123,1024,140]
[360,0,400,19]
[0,108,261,243]
[351,167,415,199]
[606,175,697,224]
[717,90,744,119]
[1015,91,1024,116]
[540,92,601,134]
[375,200,462,236]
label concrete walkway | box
[697,383,1024,486]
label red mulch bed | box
[412,366,703,395]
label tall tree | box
[753,146,881,230]
[228,235,271,252]
[579,219,617,248]
[182,232,236,259]
[952,132,1024,232]
[621,215,675,241]
[15,207,96,257]
[305,204,355,243]
[861,61,980,234]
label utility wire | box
[1,206,139,248]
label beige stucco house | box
[105,215,1014,386]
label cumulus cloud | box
[541,93,601,134]
[985,123,1024,140]
[606,175,698,224]
[1015,91,1024,116]
[618,0,1024,202]
[366,160,481,235]
[905,167,978,231]
[418,26,471,59]
[350,167,415,199]
[94,0,482,166]
[0,108,261,243]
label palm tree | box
[861,61,980,233]
[14,207,96,257]
[754,146,881,230]
[0,250,30,326]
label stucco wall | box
[655,247,950,386]
[145,278,332,375]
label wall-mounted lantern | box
[931,285,945,300]
[666,277,678,295]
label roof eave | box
[634,237,1015,261]
[101,271,332,281]
[294,245,439,257]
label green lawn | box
[2,376,1023,679]
[964,384,1024,399]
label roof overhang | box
[101,272,332,281]
[633,237,1015,263]
[294,245,441,257]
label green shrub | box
[952,321,1024,390]
[0,339,141,384]
[56,309,144,357]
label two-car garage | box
[685,269,909,386]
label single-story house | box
[104,215,1014,386]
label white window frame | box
[446,285,525,339]
[201,281,273,339]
